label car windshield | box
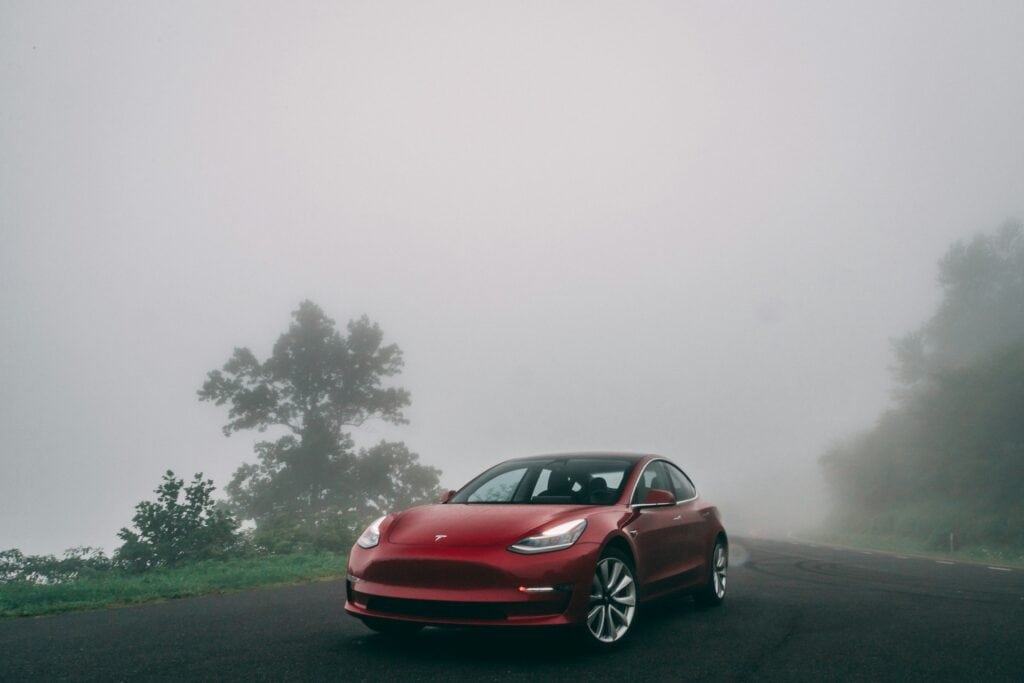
[450,457,637,505]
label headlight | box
[356,516,386,549]
[509,519,587,554]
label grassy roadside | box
[804,530,1024,568]
[0,553,348,618]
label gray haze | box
[3,1,1023,554]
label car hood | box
[386,503,594,547]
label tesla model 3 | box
[345,452,727,647]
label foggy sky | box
[3,1,1023,554]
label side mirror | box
[439,489,457,504]
[641,488,676,506]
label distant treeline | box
[821,223,1024,551]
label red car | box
[345,452,727,647]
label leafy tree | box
[116,471,240,571]
[200,301,442,551]
[0,549,27,582]
[354,441,444,517]
[891,221,1024,390]
[822,222,1024,551]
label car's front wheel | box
[583,548,637,647]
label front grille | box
[363,559,506,589]
[366,596,507,621]
[359,592,572,621]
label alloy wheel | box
[712,541,727,599]
[586,555,637,644]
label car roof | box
[506,451,658,462]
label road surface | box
[2,537,1021,681]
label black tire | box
[361,617,424,637]
[694,537,727,608]
[579,547,638,648]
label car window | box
[452,457,636,505]
[590,469,625,491]
[666,463,697,501]
[632,461,672,504]
[529,468,580,498]
[466,467,527,502]
[529,466,626,502]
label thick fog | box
[3,1,1023,554]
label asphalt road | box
[2,537,1022,681]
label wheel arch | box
[600,533,637,569]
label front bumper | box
[344,541,600,627]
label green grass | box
[806,529,1024,567]
[0,553,348,618]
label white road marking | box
[987,566,1012,572]
[936,560,955,565]
[859,551,873,555]
[895,555,908,559]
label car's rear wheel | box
[583,548,637,647]
[694,537,727,607]
[361,617,424,637]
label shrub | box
[0,547,112,584]
[116,471,242,571]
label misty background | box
[3,1,1023,555]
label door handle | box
[672,515,682,521]
[628,529,638,538]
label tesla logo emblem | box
[434,534,447,542]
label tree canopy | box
[199,301,442,551]
[891,221,1024,389]
[199,301,410,436]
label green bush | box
[116,471,242,571]
[0,547,112,584]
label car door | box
[664,462,706,587]
[626,461,689,597]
